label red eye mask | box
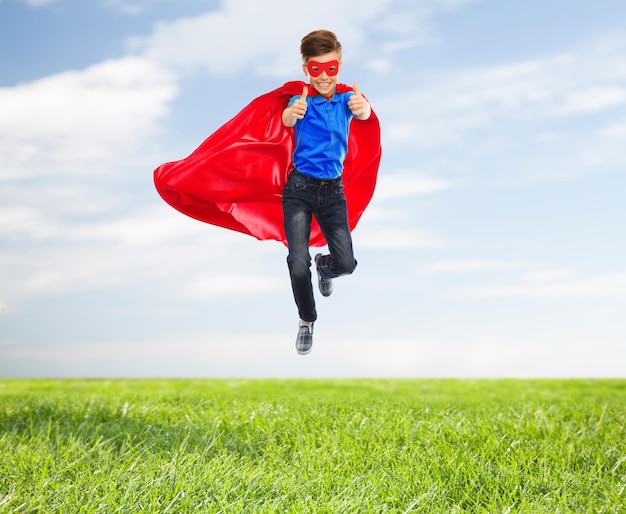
[306,60,339,77]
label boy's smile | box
[303,51,341,97]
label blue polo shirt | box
[288,90,356,180]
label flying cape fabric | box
[154,80,381,247]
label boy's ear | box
[302,63,308,77]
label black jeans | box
[282,169,357,322]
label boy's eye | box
[307,59,339,77]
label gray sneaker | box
[295,324,313,355]
[314,253,333,297]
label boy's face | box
[302,51,341,97]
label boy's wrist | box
[358,101,371,120]
[282,107,297,127]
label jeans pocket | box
[332,183,345,197]
[284,177,307,195]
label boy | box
[155,31,380,357]
[281,30,372,355]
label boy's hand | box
[290,86,309,119]
[348,82,371,120]
[282,86,308,127]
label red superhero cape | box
[153,81,381,247]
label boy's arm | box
[347,82,371,120]
[282,86,309,127]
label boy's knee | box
[287,255,311,278]
[333,257,357,276]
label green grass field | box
[1,379,624,513]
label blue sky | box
[1,0,625,377]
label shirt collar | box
[310,88,339,103]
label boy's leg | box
[315,184,357,280]
[283,189,317,323]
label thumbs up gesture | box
[291,85,309,119]
[282,85,309,127]
[348,82,371,120]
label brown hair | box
[300,30,342,62]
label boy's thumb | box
[352,82,359,95]
[302,85,308,99]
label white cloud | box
[3,330,621,378]
[380,36,626,151]
[374,172,457,201]
[519,269,575,283]
[0,335,292,377]
[355,227,444,249]
[184,273,283,299]
[130,1,352,75]
[69,208,211,247]
[128,0,473,76]
[451,271,626,299]
[0,198,198,246]
[598,119,626,139]
[0,202,275,309]
[556,85,626,116]
[0,56,177,179]
[3,0,55,6]
[101,0,144,15]
[423,259,530,273]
